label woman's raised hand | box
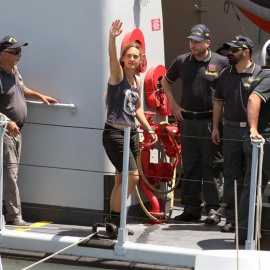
[110,19,123,38]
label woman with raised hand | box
[103,20,157,234]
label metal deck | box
[0,200,243,270]
[3,208,239,250]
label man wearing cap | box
[0,36,58,226]
[237,44,270,243]
[212,35,261,233]
[162,25,228,224]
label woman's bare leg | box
[110,172,122,211]
[111,170,139,212]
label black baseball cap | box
[223,35,253,50]
[187,24,211,41]
[0,36,28,52]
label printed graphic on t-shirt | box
[124,89,139,116]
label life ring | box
[121,29,147,73]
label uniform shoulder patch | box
[208,64,216,72]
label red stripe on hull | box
[238,6,270,34]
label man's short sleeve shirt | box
[0,65,27,124]
[251,67,270,134]
[213,63,261,122]
[164,51,228,112]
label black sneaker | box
[174,212,200,222]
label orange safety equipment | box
[144,65,171,116]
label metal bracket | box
[92,223,118,239]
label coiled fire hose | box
[136,122,181,221]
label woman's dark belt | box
[105,123,137,131]
[182,110,213,120]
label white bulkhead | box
[0,0,165,224]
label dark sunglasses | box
[228,47,244,53]
[4,48,21,55]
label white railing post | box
[245,139,264,250]
[114,127,130,256]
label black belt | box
[223,119,247,128]
[182,111,213,120]
[104,123,137,132]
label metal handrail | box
[26,100,77,114]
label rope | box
[21,232,98,270]
[223,0,249,37]
[252,138,265,250]
[231,5,249,37]
[26,121,266,144]
[168,166,177,219]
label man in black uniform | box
[162,24,228,224]
[0,36,58,225]
[212,35,261,232]
[238,44,270,243]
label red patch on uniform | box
[208,64,216,71]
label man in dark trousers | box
[0,36,58,225]
[162,24,228,224]
[238,44,270,243]
[212,35,261,232]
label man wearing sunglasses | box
[0,36,58,226]
[212,35,261,234]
